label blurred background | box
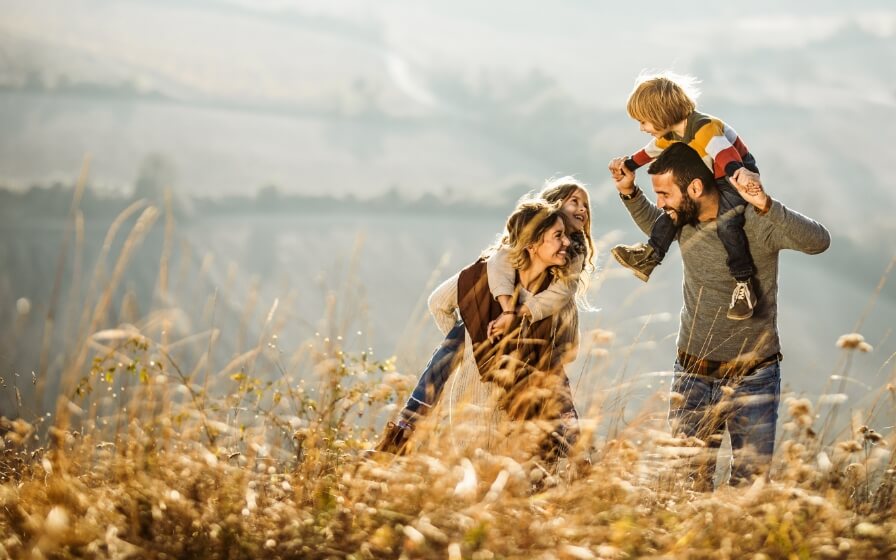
[1,0,894,428]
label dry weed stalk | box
[1,184,895,559]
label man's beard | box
[667,195,700,227]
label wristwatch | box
[619,186,641,200]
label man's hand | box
[729,169,769,211]
[608,157,636,196]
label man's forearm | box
[622,187,664,237]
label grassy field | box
[1,194,895,559]
[1,326,894,559]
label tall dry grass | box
[1,184,895,559]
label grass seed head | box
[836,333,865,349]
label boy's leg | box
[715,179,753,280]
[648,212,677,262]
[716,179,758,320]
[611,213,676,282]
[373,320,465,455]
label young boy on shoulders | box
[610,72,762,320]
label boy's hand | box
[729,169,769,211]
[609,157,636,195]
[732,168,763,196]
[608,157,626,180]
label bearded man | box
[609,142,830,489]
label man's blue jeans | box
[400,320,465,423]
[669,359,781,489]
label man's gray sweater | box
[623,192,830,363]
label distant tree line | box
[0,175,514,223]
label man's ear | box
[688,178,704,197]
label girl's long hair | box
[538,177,595,271]
[482,199,572,282]
[538,176,597,312]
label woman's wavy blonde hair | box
[483,198,571,281]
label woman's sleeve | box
[486,247,516,299]
[427,273,460,335]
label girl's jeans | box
[398,320,580,456]
[400,321,466,422]
[669,358,781,489]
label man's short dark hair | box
[647,142,716,193]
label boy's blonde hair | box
[626,71,701,129]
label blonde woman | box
[377,195,588,462]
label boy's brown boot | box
[611,242,658,282]
[372,421,413,456]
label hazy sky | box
[4,1,894,107]
[1,1,894,411]
[0,0,894,202]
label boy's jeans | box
[648,178,754,280]
[668,358,781,489]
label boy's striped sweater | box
[625,110,758,179]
